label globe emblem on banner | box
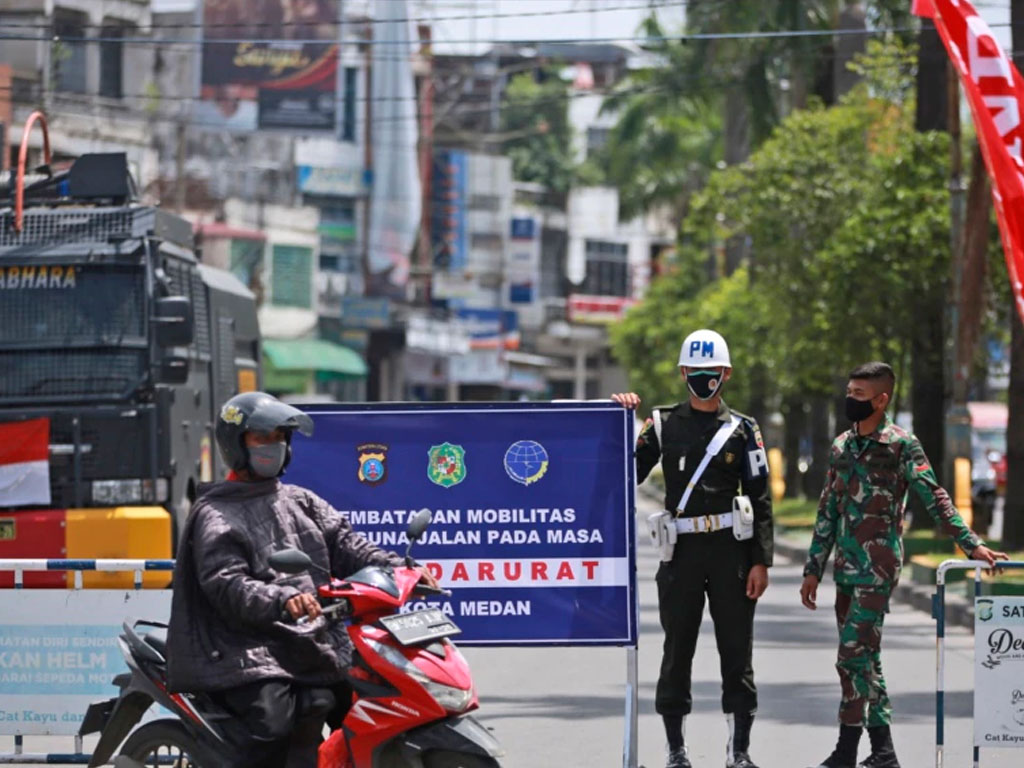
[503,441,549,486]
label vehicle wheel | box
[424,751,502,768]
[119,719,205,768]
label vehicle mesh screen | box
[0,349,145,400]
[0,264,145,344]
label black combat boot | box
[664,715,692,768]
[808,725,862,768]
[856,725,900,768]
[726,712,760,767]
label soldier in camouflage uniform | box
[800,362,1006,768]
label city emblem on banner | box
[357,443,389,485]
[503,440,549,486]
[427,442,466,487]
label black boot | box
[664,715,692,768]
[808,725,862,768]
[857,726,900,768]
[726,712,760,767]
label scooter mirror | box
[406,508,433,542]
[269,549,314,574]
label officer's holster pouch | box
[646,510,678,562]
[732,495,754,541]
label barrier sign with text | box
[289,402,637,646]
[975,596,1024,748]
[0,590,171,735]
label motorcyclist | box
[165,391,436,768]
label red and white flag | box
[0,418,51,506]
[914,0,1024,324]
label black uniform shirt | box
[636,400,774,566]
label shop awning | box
[262,338,368,378]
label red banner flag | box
[914,0,1024,323]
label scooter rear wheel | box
[424,752,502,768]
[119,719,204,768]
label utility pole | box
[1003,0,1024,549]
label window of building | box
[342,67,358,142]
[587,127,610,158]
[53,10,87,94]
[469,194,501,212]
[230,239,264,288]
[271,245,314,308]
[99,22,127,99]
[580,239,629,297]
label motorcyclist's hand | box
[611,392,641,409]
[800,574,819,610]
[285,592,322,621]
[746,565,768,600]
[417,566,440,589]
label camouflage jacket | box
[804,414,983,586]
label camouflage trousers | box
[834,584,892,727]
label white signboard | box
[975,596,1024,748]
[0,590,171,735]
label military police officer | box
[800,362,1006,768]
[613,329,773,768]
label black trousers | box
[215,679,350,768]
[655,530,758,717]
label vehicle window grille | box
[0,349,145,400]
[191,270,211,355]
[0,209,135,248]
[0,265,145,345]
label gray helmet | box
[215,391,314,474]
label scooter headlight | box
[364,638,473,713]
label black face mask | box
[686,370,723,401]
[845,396,877,423]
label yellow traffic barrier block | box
[953,457,973,531]
[768,448,786,504]
[65,507,173,588]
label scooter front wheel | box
[424,752,502,768]
[119,719,205,768]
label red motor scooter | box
[80,509,505,768]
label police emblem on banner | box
[357,443,388,484]
[428,442,466,488]
[504,440,549,486]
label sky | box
[149,1,1014,53]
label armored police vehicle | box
[0,152,260,586]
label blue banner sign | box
[288,402,637,646]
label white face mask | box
[248,441,287,478]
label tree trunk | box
[803,394,833,498]
[782,394,805,499]
[1005,314,1024,549]
[915,19,947,133]
[909,308,947,528]
[723,86,750,276]
[955,144,991,399]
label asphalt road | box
[5,491,1017,767]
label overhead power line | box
[0,0,689,33]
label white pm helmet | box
[678,329,731,368]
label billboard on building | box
[199,0,338,132]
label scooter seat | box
[143,628,168,658]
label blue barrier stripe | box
[45,756,90,764]
[47,559,95,570]
[937,690,944,745]
[936,584,945,638]
[145,560,176,570]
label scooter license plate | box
[379,609,462,646]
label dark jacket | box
[166,478,399,692]
[636,400,774,566]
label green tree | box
[501,70,575,196]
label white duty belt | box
[675,512,733,534]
